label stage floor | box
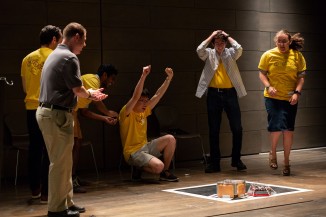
[1,147,325,217]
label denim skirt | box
[264,97,298,132]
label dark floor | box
[0,147,326,217]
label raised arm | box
[196,31,219,61]
[124,65,151,116]
[147,67,174,110]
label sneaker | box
[231,160,247,171]
[75,176,92,186]
[73,178,87,193]
[131,166,142,181]
[159,170,179,182]
[40,194,48,204]
[31,192,41,199]
[31,189,41,199]
[204,164,221,173]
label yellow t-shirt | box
[119,105,151,161]
[258,47,306,101]
[76,74,100,110]
[209,60,233,88]
[21,47,53,109]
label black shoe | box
[48,209,79,217]
[131,166,142,181]
[159,170,179,182]
[69,205,86,213]
[204,164,221,173]
[73,178,87,193]
[231,160,247,171]
[75,176,92,186]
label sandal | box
[269,151,278,170]
[283,165,291,176]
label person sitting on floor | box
[119,65,178,182]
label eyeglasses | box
[277,40,289,45]
[138,98,149,103]
[214,42,225,46]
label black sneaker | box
[204,164,221,173]
[75,176,92,186]
[159,170,179,182]
[231,160,247,171]
[73,178,87,193]
[131,166,142,181]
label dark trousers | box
[206,87,243,167]
[27,110,49,196]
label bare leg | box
[160,135,176,170]
[283,131,293,166]
[142,157,164,174]
[270,132,282,158]
[142,135,176,174]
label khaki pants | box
[36,107,74,212]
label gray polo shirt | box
[39,44,82,108]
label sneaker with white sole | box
[73,177,87,193]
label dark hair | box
[39,25,62,45]
[274,29,304,51]
[141,88,150,98]
[130,88,150,98]
[63,22,86,40]
[97,64,118,77]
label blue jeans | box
[206,87,243,167]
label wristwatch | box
[294,90,301,95]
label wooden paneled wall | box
[0,0,325,175]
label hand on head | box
[212,30,229,38]
[216,30,223,35]
[212,30,221,37]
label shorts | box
[264,97,298,132]
[128,139,162,168]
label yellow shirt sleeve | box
[76,74,101,110]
